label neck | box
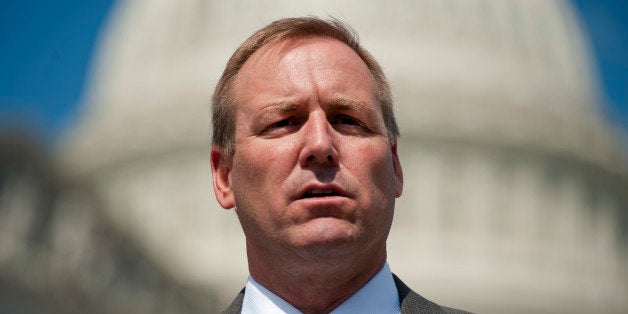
[247,242,387,314]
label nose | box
[299,111,339,167]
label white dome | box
[58,1,628,312]
[62,0,625,174]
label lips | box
[296,185,347,200]
[301,188,340,198]
[291,184,353,221]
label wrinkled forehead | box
[243,36,355,70]
[231,37,378,113]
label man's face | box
[212,38,403,261]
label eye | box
[331,115,363,126]
[329,114,374,136]
[260,117,301,135]
[270,118,293,128]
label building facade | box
[59,1,627,312]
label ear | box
[211,144,235,209]
[391,141,403,198]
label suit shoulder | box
[221,287,245,314]
[442,306,472,314]
[392,274,472,314]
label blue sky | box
[574,0,628,137]
[0,0,627,147]
[0,0,113,144]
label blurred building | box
[0,134,217,313]
[57,0,627,313]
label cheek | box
[230,156,274,226]
[350,141,393,174]
[347,141,398,199]
[230,140,299,200]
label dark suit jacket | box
[222,274,469,313]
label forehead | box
[240,37,368,73]
[231,37,377,111]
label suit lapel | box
[222,288,245,314]
[222,275,467,313]
[393,274,469,313]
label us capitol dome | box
[58,1,627,312]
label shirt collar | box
[241,263,400,314]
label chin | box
[289,217,361,254]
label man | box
[211,17,468,314]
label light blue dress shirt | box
[241,263,400,314]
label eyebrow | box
[250,102,301,132]
[258,101,301,114]
[256,97,379,119]
[327,97,371,112]
[327,97,380,121]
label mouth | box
[296,185,347,200]
[300,188,342,199]
[293,185,352,220]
